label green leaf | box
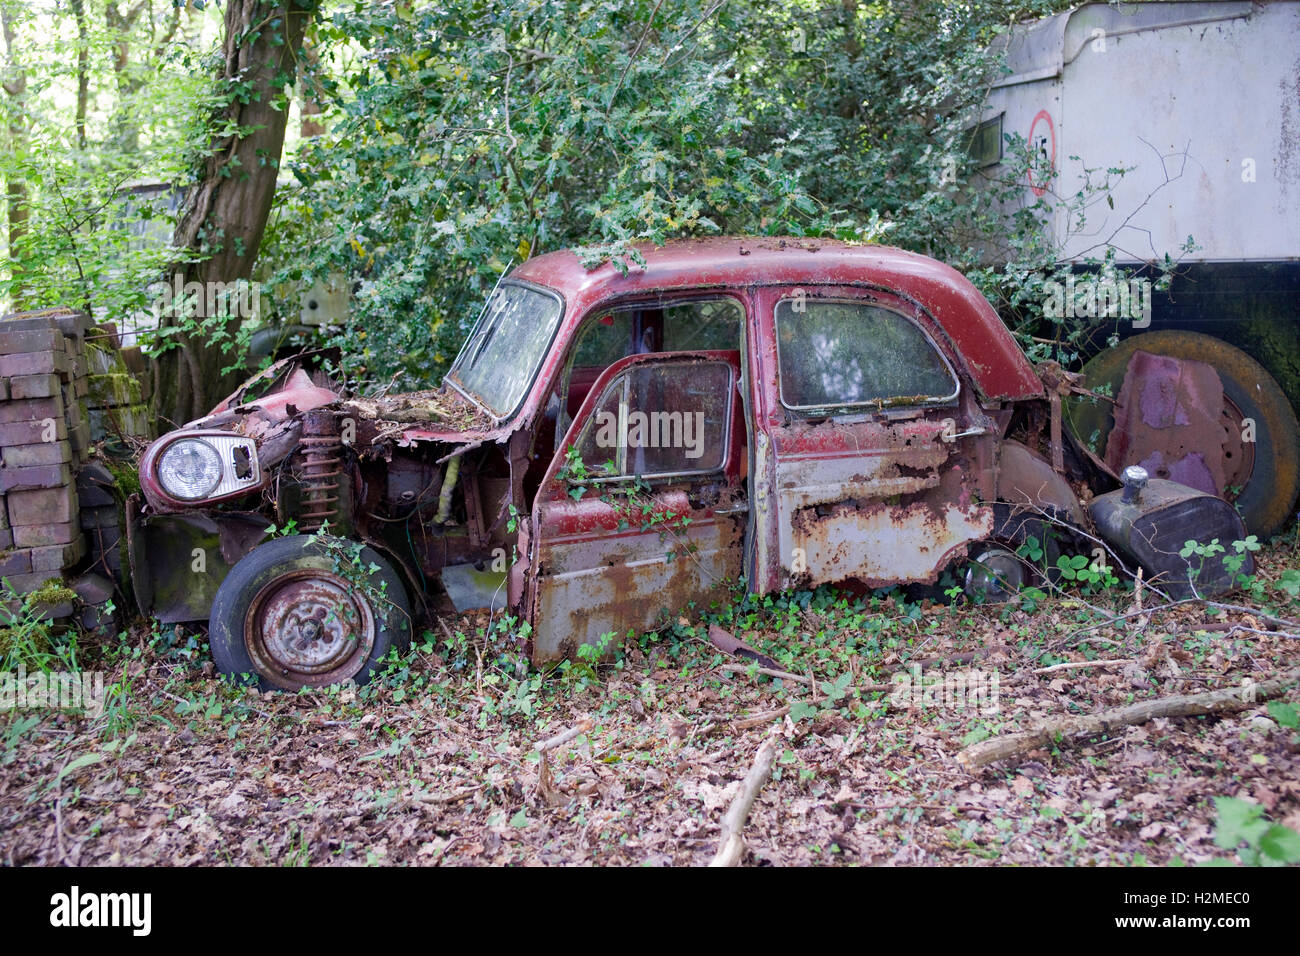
[1258,824,1300,863]
[788,700,818,722]
[56,753,105,782]
[1267,701,1299,729]
[1212,797,1269,850]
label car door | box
[525,351,748,661]
[747,285,998,592]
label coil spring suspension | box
[299,410,342,533]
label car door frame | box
[523,349,748,661]
[746,283,1000,594]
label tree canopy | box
[3,0,1076,411]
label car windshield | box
[447,281,564,418]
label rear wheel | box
[959,505,1062,603]
[209,535,412,691]
[1069,331,1300,537]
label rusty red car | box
[128,238,1251,690]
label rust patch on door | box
[787,494,992,587]
[775,417,993,588]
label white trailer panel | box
[981,1,1300,264]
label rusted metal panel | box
[531,493,744,661]
[1104,350,1234,496]
[772,421,995,588]
[996,439,1086,524]
[130,506,269,622]
[785,498,992,587]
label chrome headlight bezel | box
[142,430,264,510]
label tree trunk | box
[71,0,89,149]
[299,29,326,139]
[1,5,28,310]
[155,1,313,427]
[105,2,146,154]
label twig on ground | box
[719,663,813,686]
[709,731,780,867]
[534,717,594,754]
[732,707,790,731]
[1032,658,1135,675]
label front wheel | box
[209,535,412,691]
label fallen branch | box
[1070,598,1299,639]
[363,786,479,814]
[719,663,812,686]
[1033,658,1134,675]
[532,718,595,806]
[534,718,594,754]
[732,706,790,731]
[957,667,1300,771]
[709,732,780,867]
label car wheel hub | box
[964,546,1027,602]
[245,569,376,688]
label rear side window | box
[775,298,958,411]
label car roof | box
[510,237,1044,402]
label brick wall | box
[1,307,154,620]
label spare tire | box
[1068,331,1300,538]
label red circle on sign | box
[1028,109,1055,197]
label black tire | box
[960,504,1065,602]
[210,535,412,691]
[1068,331,1300,538]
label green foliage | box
[1277,568,1300,600]
[1267,700,1299,730]
[0,581,79,672]
[1210,797,1300,866]
[0,1,222,319]
[261,0,1097,390]
[557,445,696,557]
[1054,551,1119,593]
[1180,537,1263,597]
[8,0,1168,400]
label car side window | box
[570,360,732,481]
[661,299,742,351]
[775,298,958,411]
[572,312,635,368]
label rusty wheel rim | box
[1138,394,1257,501]
[244,569,376,690]
[1216,394,1255,501]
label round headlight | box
[157,438,223,500]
